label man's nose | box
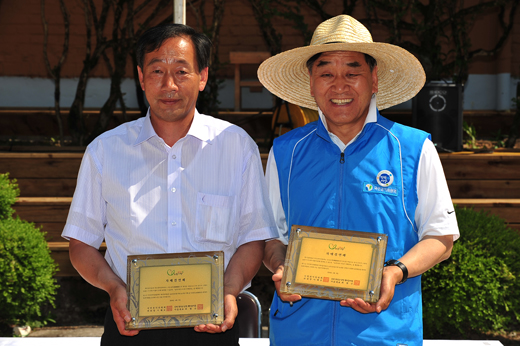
[163,72,178,91]
[333,76,349,93]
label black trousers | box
[101,308,240,346]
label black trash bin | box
[412,82,463,152]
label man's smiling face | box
[309,51,378,139]
[137,35,208,126]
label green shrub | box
[0,174,58,334]
[423,206,520,338]
[0,173,19,219]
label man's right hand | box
[69,238,139,337]
[263,240,301,303]
[108,282,139,336]
[273,265,301,303]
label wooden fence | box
[2,151,520,276]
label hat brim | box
[258,42,425,110]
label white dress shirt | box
[63,110,277,282]
[266,96,460,244]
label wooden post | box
[173,0,185,24]
[234,63,241,111]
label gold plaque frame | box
[281,225,387,303]
[126,251,224,330]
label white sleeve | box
[265,148,289,245]
[415,139,460,241]
[236,141,279,246]
[61,145,107,248]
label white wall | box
[0,74,517,111]
[463,73,518,111]
[0,77,141,108]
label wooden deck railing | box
[440,152,520,232]
[2,150,520,276]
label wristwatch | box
[385,259,408,284]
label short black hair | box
[306,52,377,73]
[136,24,211,72]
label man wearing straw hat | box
[259,15,460,345]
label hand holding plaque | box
[125,251,224,330]
[280,225,387,303]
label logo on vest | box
[363,182,398,196]
[376,170,394,187]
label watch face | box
[429,94,446,112]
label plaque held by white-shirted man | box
[125,251,224,330]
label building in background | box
[0,0,518,134]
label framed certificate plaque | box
[125,251,224,330]
[281,225,387,303]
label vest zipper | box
[338,150,345,227]
[331,302,337,344]
[335,153,344,343]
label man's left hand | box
[339,264,402,313]
[194,293,237,333]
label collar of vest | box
[316,117,332,143]
[315,113,379,149]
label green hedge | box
[0,174,18,219]
[423,206,520,338]
[0,173,58,334]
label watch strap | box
[385,259,408,284]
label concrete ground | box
[27,325,270,338]
[28,326,103,337]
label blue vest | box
[270,113,430,346]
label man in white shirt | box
[62,23,276,345]
[257,15,460,345]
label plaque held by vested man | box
[125,251,224,330]
[281,225,387,303]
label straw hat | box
[257,15,425,110]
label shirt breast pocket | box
[196,192,236,245]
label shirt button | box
[172,155,176,159]
[171,221,177,226]
[171,188,176,192]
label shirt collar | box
[186,109,212,143]
[134,109,211,146]
[134,109,157,146]
[318,93,378,151]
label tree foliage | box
[41,0,229,143]
[41,0,69,146]
[40,0,518,143]
[249,0,518,84]
[68,0,172,145]
[364,0,518,83]
[189,0,227,116]
[0,174,18,220]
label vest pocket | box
[195,192,236,245]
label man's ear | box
[199,67,209,92]
[137,66,145,91]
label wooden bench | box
[229,51,271,111]
[451,199,520,232]
[14,197,72,241]
[440,151,520,232]
[1,153,81,197]
[4,150,520,276]
[441,151,520,198]
[2,153,81,276]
